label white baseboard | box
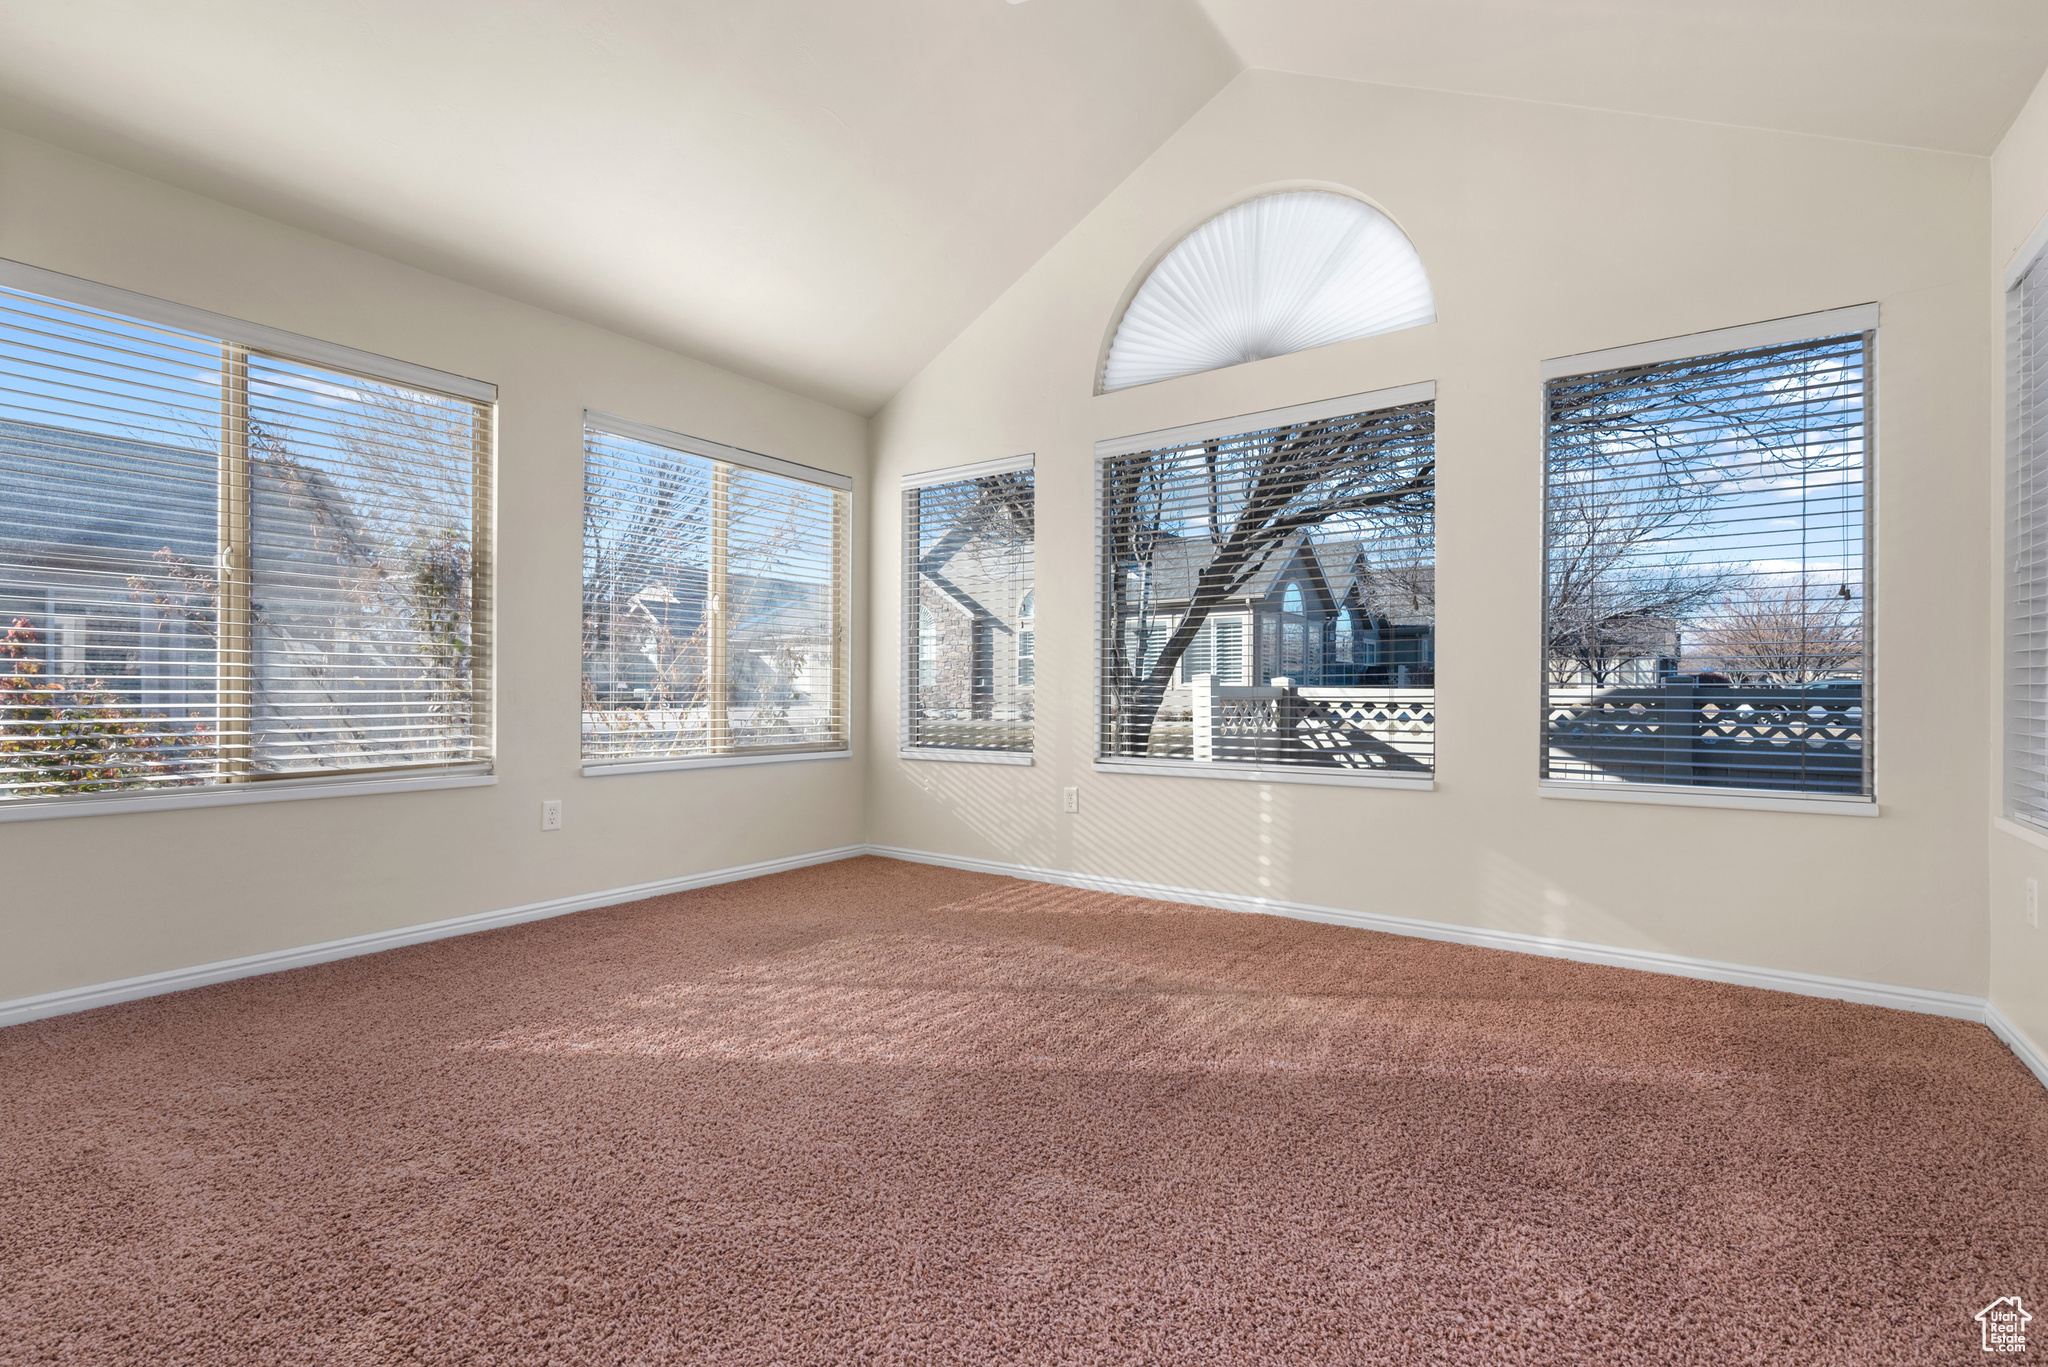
[864,843,1992,1022]
[8,836,2046,1098]
[0,843,868,1029]
[1987,1003,2048,1091]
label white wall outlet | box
[2029,877,2040,930]
[541,800,563,832]
[1062,786,1079,813]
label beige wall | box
[1989,70,2048,1058]
[868,70,1994,995]
[0,128,870,1003]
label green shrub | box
[0,618,214,797]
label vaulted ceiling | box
[1196,0,2048,156]
[0,1,2044,416]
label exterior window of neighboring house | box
[901,456,1034,760]
[1097,385,1436,784]
[1016,590,1035,688]
[2009,238,2048,830]
[1275,581,1312,681]
[0,263,494,812]
[1541,306,1874,805]
[1174,613,1248,687]
[582,412,850,772]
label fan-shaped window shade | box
[1101,191,1434,393]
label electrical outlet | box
[2029,877,2041,930]
[542,800,563,832]
[1062,786,1079,813]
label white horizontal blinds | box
[1099,397,1436,776]
[241,355,490,776]
[0,286,224,800]
[1543,330,1870,797]
[904,468,1034,754]
[0,281,490,803]
[583,421,847,765]
[2008,260,2048,826]
[725,466,845,751]
[1175,614,1247,686]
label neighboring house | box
[1123,532,1435,692]
[590,566,832,718]
[1,416,475,774]
[1546,633,1684,687]
[0,418,217,717]
[912,517,1032,727]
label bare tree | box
[1102,403,1433,756]
[1545,339,1864,686]
[582,446,710,715]
[1695,583,1862,684]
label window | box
[1541,307,1874,805]
[1174,613,1248,687]
[1016,590,1035,688]
[902,456,1034,761]
[2010,246,2048,829]
[582,413,849,772]
[0,261,493,812]
[1097,386,1436,784]
[1100,191,1434,393]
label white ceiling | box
[0,0,1237,415]
[0,2,2044,416]
[1197,0,2048,158]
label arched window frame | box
[1098,186,1435,394]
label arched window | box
[1279,581,1308,680]
[1101,190,1434,392]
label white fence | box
[1189,676,1434,773]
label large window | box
[902,457,1034,760]
[2009,248,2048,830]
[1096,386,1436,784]
[0,261,493,812]
[582,412,849,772]
[1541,307,1874,805]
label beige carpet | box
[2,855,2043,1364]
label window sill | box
[899,748,1033,766]
[1538,780,1877,817]
[1994,816,2048,852]
[0,768,495,823]
[1092,758,1433,791]
[581,748,851,777]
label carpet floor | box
[2,856,2044,1365]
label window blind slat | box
[0,281,493,804]
[1096,396,1436,778]
[2008,263,2048,828]
[582,421,848,765]
[903,468,1034,755]
[1542,331,1870,799]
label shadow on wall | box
[1475,848,1657,956]
[896,758,1675,960]
[895,755,1303,912]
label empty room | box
[3,2,2047,1362]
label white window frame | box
[899,453,1035,766]
[1092,383,1437,790]
[580,410,853,777]
[1536,304,1880,818]
[0,257,498,823]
